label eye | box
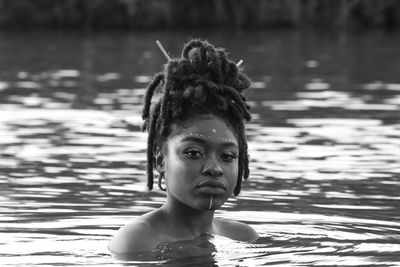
[221,152,238,162]
[184,149,204,159]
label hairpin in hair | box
[156,40,244,67]
[156,40,171,61]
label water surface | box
[1,29,400,266]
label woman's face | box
[160,114,239,211]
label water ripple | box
[1,31,400,266]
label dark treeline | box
[1,0,399,30]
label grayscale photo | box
[1,1,400,266]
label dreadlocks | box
[142,39,252,196]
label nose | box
[202,158,223,178]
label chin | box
[198,196,226,211]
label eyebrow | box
[181,136,238,148]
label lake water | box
[1,29,400,266]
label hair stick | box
[156,40,171,61]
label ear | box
[154,149,165,174]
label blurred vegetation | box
[0,0,399,30]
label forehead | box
[170,114,237,142]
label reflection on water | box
[1,30,400,266]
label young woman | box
[109,39,258,254]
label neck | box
[161,193,215,239]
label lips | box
[197,180,227,195]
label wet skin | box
[109,114,258,254]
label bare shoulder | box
[214,218,259,242]
[108,218,161,254]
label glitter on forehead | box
[189,132,236,142]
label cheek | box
[225,163,238,189]
[164,157,195,186]
[228,161,239,175]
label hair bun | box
[176,39,250,93]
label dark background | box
[1,0,399,31]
